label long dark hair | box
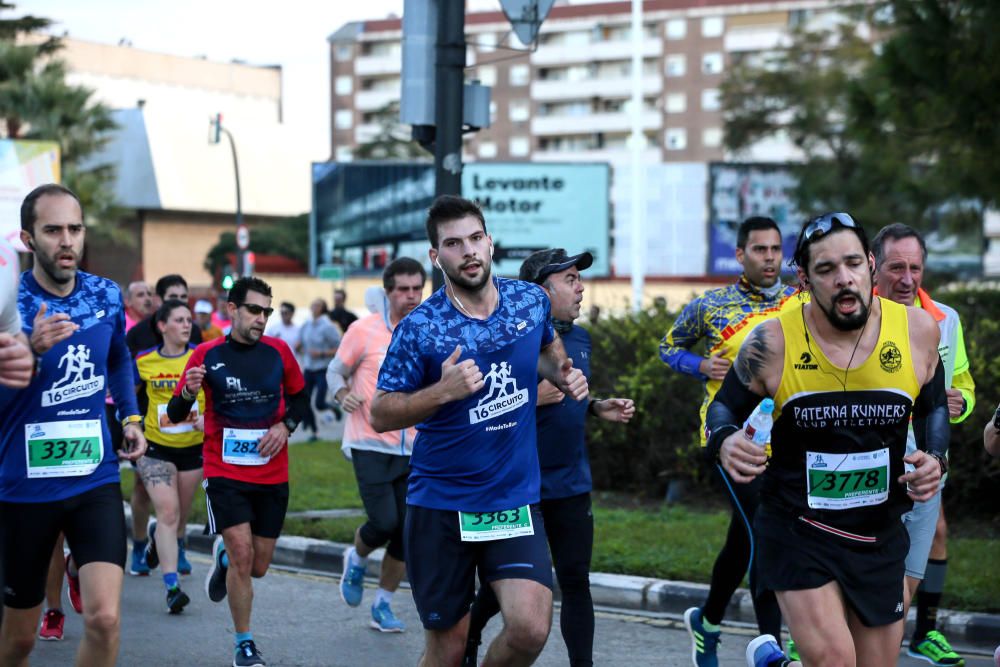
[153,299,191,347]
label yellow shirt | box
[134,346,205,448]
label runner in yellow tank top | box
[705,214,949,667]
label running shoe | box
[992,644,999,667]
[145,518,160,570]
[65,555,83,614]
[166,586,190,614]
[907,630,966,666]
[339,546,365,607]
[786,638,800,661]
[233,639,266,667]
[205,536,228,602]
[177,539,192,575]
[746,634,801,667]
[38,608,65,641]
[129,541,150,576]
[683,606,721,667]
[462,638,481,667]
[370,600,405,632]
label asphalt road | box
[29,552,997,666]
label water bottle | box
[744,398,774,446]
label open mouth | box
[835,293,860,315]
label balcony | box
[531,75,661,101]
[530,39,662,66]
[355,89,400,112]
[531,110,661,136]
[355,54,401,76]
[532,147,662,165]
[724,27,790,53]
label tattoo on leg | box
[735,325,771,387]
[138,457,176,487]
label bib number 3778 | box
[458,505,533,542]
[806,448,889,510]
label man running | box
[873,223,975,667]
[370,195,588,667]
[0,183,147,667]
[329,257,426,632]
[195,299,225,341]
[298,298,341,438]
[167,276,307,667]
[464,248,635,667]
[707,212,948,667]
[660,216,797,665]
[124,281,154,331]
[329,287,358,334]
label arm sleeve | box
[167,346,204,423]
[107,300,139,417]
[278,339,306,396]
[284,388,310,423]
[950,320,975,423]
[912,357,950,458]
[704,368,765,460]
[659,297,708,379]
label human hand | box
[945,388,965,418]
[184,364,206,395]
[556,358,588,402]
[436,346,484,402]
[536,379,565,406]
[257,422,289,458]
[719,430,767,483]
[594,398,636,423]
[699,354,731,381]
[900,451,942,502]
[118,423,147,461]
[30,302,78,355]
[340,391,365,413]
[0,333,34,388]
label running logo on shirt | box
[469,361,528,425]
[41,344,105,407]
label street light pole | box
[211,114,246,276]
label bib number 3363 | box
[459,505,533,542]
[807,448,889,510]
[222,428,270,466]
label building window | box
[334,76,353,96]
[702,52,724,75]
[478,141,498,158]
[509,136,531,157]
[665,93,686,113]
[703,127,723,147]
[489,101,497,123]
[335,44,353,62]
[334,109,353,129]
[509,99,530,122]
[702,88,721,111]
[702,17,724,38]
[476,65,497,87]
[509,64,530,86]
[665,19,686,40]
[476,32,497,52]
[665,54,686,77]
[665,128,687,150]
[335,146,353,162]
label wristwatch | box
[121,414,143,429]
[282,416,299,434]
[993,404,1000,432]
[927,452,948,475]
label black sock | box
[914,558,947,640]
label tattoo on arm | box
[137,456,176,487]
[735,325,771,387]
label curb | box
[176,522,1000,649]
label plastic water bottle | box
[744,398,774,446]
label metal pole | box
[221,127,245,275]
[629,0,646,313]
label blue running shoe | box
[205,536,228,603]
[177,539,192,575]
[746,634,799,667]
[339,547,365,607]
[144,518,160,570]
[370,600,405,632]
[129,542,150,576]
[683,607,720,667]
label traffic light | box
[221,263,237,290]
[209,113,222,144]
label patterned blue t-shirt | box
[0,270,138,502]
[377,277,555,512]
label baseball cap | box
[194,299,213,314]
[519,248,594,285]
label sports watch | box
[927,451,948,475]
[282,416,299,434]
[121,414,143,429]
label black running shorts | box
[203,476,289,539]
[404,503,553,630]
[143,441,204,472]
[754,504,909,627]
[1,483,127,609]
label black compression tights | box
[468,493,595,667]
[702,465,782,638]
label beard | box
[443,258,491,292]
[35,249,78,285]
[815,288,871,331]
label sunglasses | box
[795,212,859,256]
[240,303,274,318]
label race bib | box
[807,448,889,510]
[222,428,270,466]
[459,505,533,542]
[25,420,104,478]
[157,403,198,434]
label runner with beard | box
[706,213,948,667]
[371,195,588,667]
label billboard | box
[312,161,611,277]
[0,140,61,250]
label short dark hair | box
[280,301,295,312]
[155,274,188,299]
[20,184,83,233]
[425,195,487,248]
[736,216,781,250]
[227,276,272,306]
[871,223,927,268]
[383,257,427,291]
[152,299,191,346]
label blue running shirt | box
[0,270,138,502]
[377,278,554,512]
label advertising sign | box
[0,140,61,250]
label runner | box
[328,257,426,633]
[464,248,635,667]
[264,301,301,360]
[134,299,206,614]
[167,276,307,667]
[299,298,342,439]
[124,281,154,331]
[370,195,588,667]
[706,212,948,667]
[195,299,225,341]
[329,287,358,334]
[872,223,975,667]
[0,183,147,667]
[659,216,797,665]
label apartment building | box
[328,0,839,164]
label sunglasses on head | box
[795,212,859,255]
[240,303,274,318]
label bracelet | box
[121,414,142,429]
[180,385,196,401]
[587,398,601,416]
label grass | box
[121,440,1000,613]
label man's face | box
[736,229,782,288]
[386,273,425,321]
[281,306,294,324]
[334,291,346,308]
[875,236,924,307]
[799,229,874,332]
[21,193,85,286]
[310,299,325,318]
[429,215,492,292]
[195,311,212,328]
[228,291,272,344]
[543,266,584,322]
[162,283,188,303]
[127,282,154,317]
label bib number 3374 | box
[459,505,533,542]
[25,420,103,478]
[807,448,889,510]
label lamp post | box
[210,113,248,277]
